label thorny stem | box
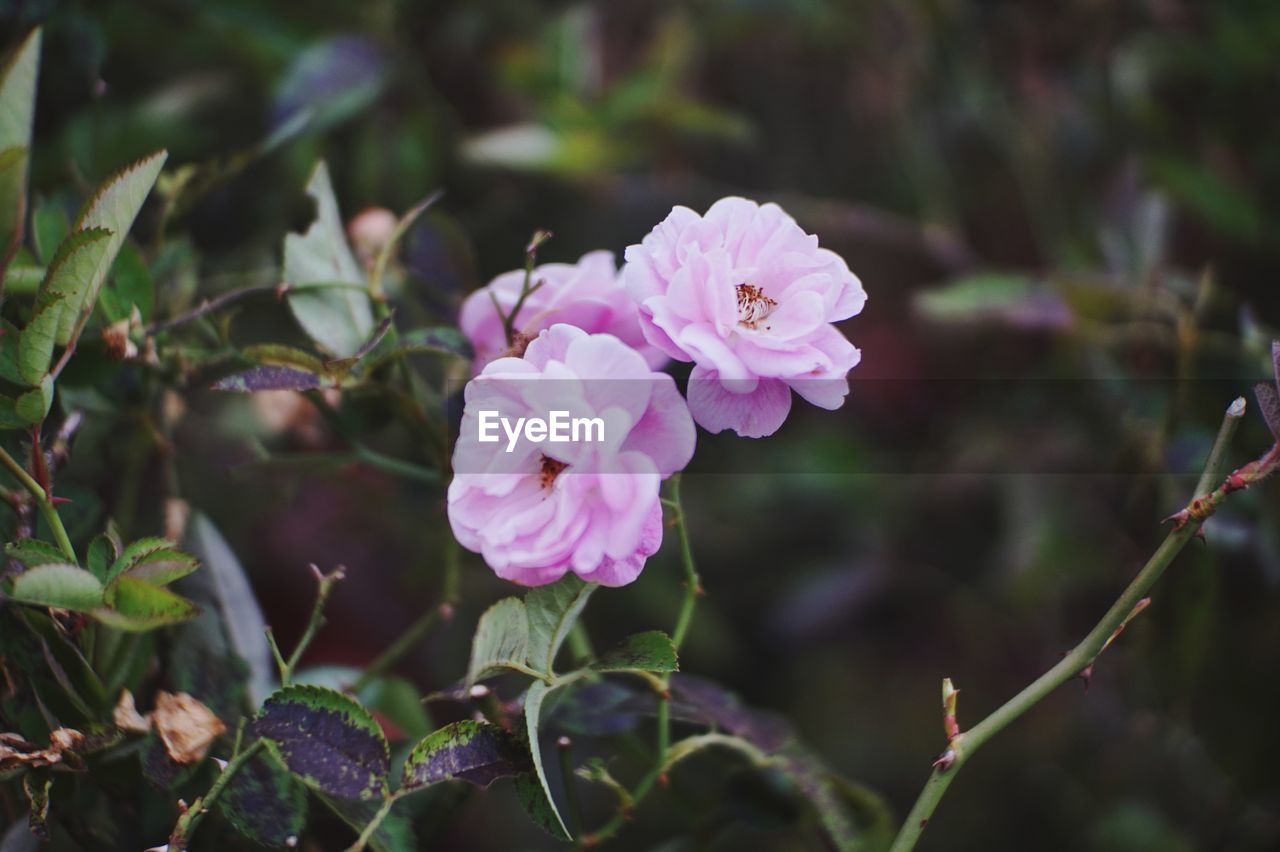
[0,444,76,563]
[887,398,1249,852]
[168,738,266,850]
[581,475,700,847]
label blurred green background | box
[4,0,1280,848]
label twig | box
[272,564,345,686]
[168,739,266,850]
[886,397,1248,851]
[497,230,552,347]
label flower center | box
[539,454,568,489]
[736,283,777,329]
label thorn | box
[1077,665,1093,692]
[931,748,956,772]
[1162,509,1192,531]
[49,496,73,506]
[212,757,228,771]
[556,736,571,749]
[658,772,670,788]
[1194,528,1207,544]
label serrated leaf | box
[401,721,530,792]
[184,512,274,706]
[36,227,113,344]
[212,365,325,392]
[525,575,595,677]
[15,376,52,424]
[591,631,678,675]
[18,293,65,385]
[250,684,389,800]
[219,744,307,848]
[284,161,373,356]
[466,597,529,686]
[122,547,199,585]
[1255,382,1280,441]
[6,564,104,611]
[4,539,67,567]
[522,680,570,839]
[86,533,117,582]
[96,575,200,631]
[107,536,173,582]
[47,151,167,346]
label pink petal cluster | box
[624,197,866,437]
[459,250,666,372]
[447,324,695,587]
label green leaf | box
[96,575,200,630]
[914,273,1071,331]
[5,564,104,611]
[591,631,678,675]
[0,28,39,254]
[15,376,52,424]
[106,536,173,582]
[401,720,530,792]
[525,575,596,677]
[219,745,308,848]
[85,533,118,582]
[284,161,374,356]
[0,29,39,152]
[18,293,65,385]
[0,395,23,429]
[0,318,22,385]
[466,597,529,686]
[514,771,571,841]
[31,199,68,265]
[4,539,68,567]
[184,512,274,705]
[0,146,27,252]
[522,680,571,839]
[121,547,199,586]
[105,243,154,322]
[45,150,167,346]
[241,343,329,373]
[36,227,114,344]
[250,684,389,800]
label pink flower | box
[624,197,866,438]
[448,324,695,587]
[459,250,666,373]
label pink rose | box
[448,324,695,587]
[459,250,666,373]
[624,197,866,438]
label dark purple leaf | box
[249,685,389,800]
[213,366,324,393]
[401,721,530,791]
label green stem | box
[582,475,700,846]
[169,739,265,850]
[349,794,397,852]
[887,398,1246,852]
[277,566,345,686]
[0,445,76,562]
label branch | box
[886,397,1249,851]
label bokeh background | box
[4,0,1280,848]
